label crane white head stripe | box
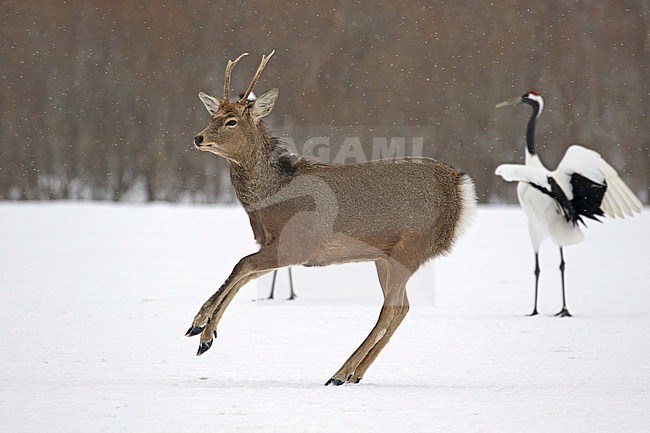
[525,91,544,117]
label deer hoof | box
[185,325,204,337]
[196,339,213,356]
[324,378,345,386]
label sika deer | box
[187,50,477,385]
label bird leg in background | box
[287,267,296,300]
[267,268,296,301]
[268,269,278,300]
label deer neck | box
[228,132,287,208]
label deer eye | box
[225,119,237,127]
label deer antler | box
[223,52,250,101]
[242,49,276,102]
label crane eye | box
[225,119,237,127]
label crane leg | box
[527,253,540,316]
[267,269,278,300]
[267,268,297,301]
[554,247,572,317]
[287,267,297,300]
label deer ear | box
[251,88,278,120]
[199,92,220,115]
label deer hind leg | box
[186,246,278,355]
[353,289,409,382]
[353,260,410,382]
[325,258,412,386]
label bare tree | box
[0,1,647,203]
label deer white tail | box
[453,173,477,244]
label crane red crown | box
[528,90,539,95]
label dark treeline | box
[1,1,648,203]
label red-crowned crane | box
[495,91,643,316]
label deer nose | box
[194,135,204,147]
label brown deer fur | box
[186,51,477,385]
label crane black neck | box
[525,102,541,156]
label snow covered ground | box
[1,203,649,432]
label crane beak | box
[495,96,522,108]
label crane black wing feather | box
[569,173,606,224]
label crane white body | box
[514,153,583,251]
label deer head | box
[194,50,278,163]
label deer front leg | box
[195,268,273,354]
[186,247,278,355]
